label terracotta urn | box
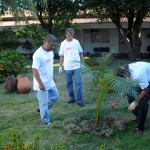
[17,75,31,94]
[5,75,17,92]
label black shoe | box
[44,121,52,126]
[76,102,84,107]
[67,100,75,104]
[37,108,40,112]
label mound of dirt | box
[63,115,128,137]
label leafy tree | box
[81,0,150,60]
[0,0,81,34]
[28,0,81,33]
[0,0,29,20]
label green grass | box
[0,59,150,150]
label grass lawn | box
[0,58,150,150]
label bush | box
[0,129,69,150]
[0,50,28,79]
[13,24,48,47]
[0,128,40,150]
[84,57,99,66]
[0,29,21,51]
[0,41,21,51]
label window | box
[91,29,109,43]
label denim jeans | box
[65,68,83,103]
[35,86,59,124]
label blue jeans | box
[35,86,59,124]
[65,68,83,103]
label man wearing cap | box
[117,61,150,135]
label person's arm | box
[128,87,149,110]
[135,88,149,104]
[79,52,84,64]
[32,68,45,91]
[59,56,64,66]
[58,56,64,73]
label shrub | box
[0,129,69,150]
[0,29,21,51]
[13,24,48,47]
[0,40,21,51]
[0,50,28,79]
[0,128,40,150]
[84,57,99,67]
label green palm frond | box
[96,53,113,69]
[110,76,139,99]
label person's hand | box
[81,64,85,71]
[59,66,63,73]
[39,83,45,91]
[128,101,137,110]
[111,103,118,109]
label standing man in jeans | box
[32,34,59,125]
[58,28,84,107]
[116,62,150,134]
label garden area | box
[0,0,150,149]
[0,53,150,150]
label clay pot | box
[17,75,31,94]
[5,75,17,92]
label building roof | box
[0,11,150,28]
[72,18,150,24]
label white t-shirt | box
[59,39,83,70]
[129,62,150,89]
[32,46,55,90]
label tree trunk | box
[119,28,142,60]
[131,31,142,60]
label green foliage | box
[0,29,20,51]
[0,50,28,79]
[84,57,99,67]
[53,22,80,40]
[0,40,21,51]
[0,128,40,150]
[13,24,48,47]
[0,64,4,80]
[1,0,81,34]
[50,139,70,150]
[0,129,69,150]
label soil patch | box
[63,115,129,137]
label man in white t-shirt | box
[117,62,150,134]
[32,34,59,125]
[58,28,84,107]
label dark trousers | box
[127,84,150,131]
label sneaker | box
[135,128,143,135]
[45,122,52,126]
[76,102,84,107]
[67,100,75,104]
[37,108,40,113]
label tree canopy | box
[0,0,81,33]
[1,0,150,59]
[82,0,150,59]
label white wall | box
[74,24,150,55]
[141,29,150,53]
[109,29,119,53]
[82,29,119,54]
